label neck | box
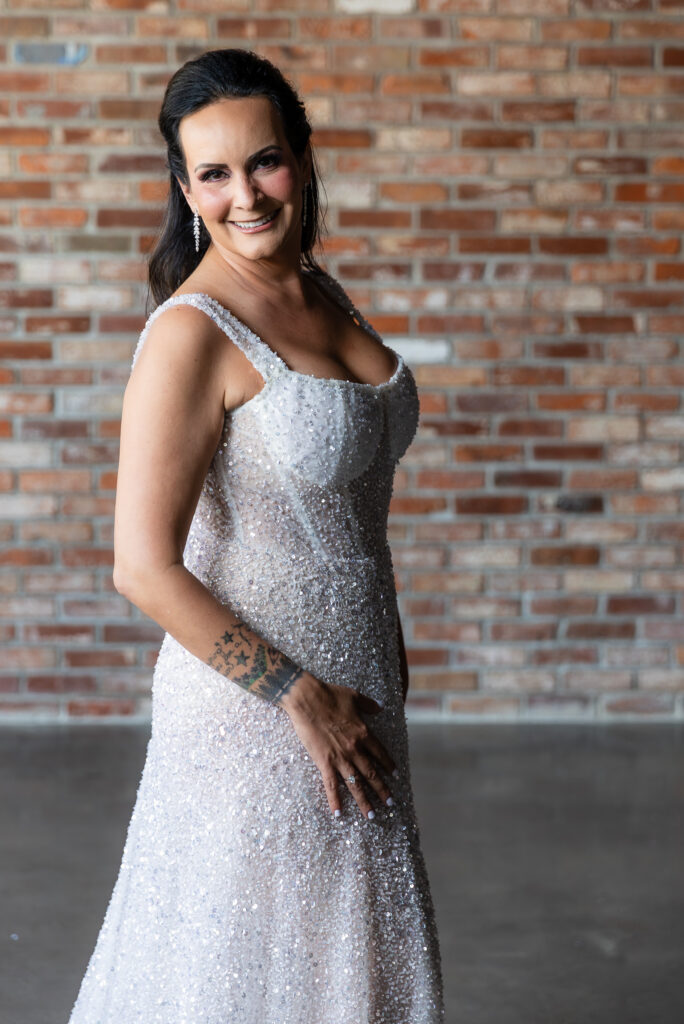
[203,244,312,305]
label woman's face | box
[177,94,311,267]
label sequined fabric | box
[67,268,446,1023]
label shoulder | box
[135,296,230,376]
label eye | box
[256,153,280,169]
[199,168,225,182]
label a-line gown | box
[67,266,445,1023]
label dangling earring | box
[193,209,200,252]
[302,184,308,229]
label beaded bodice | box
[131,269,420,577]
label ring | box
[346,774,356,785]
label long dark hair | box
[147,48,327,308]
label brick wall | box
[2,0,684,723]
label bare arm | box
[114,306,303,703]
[114,305,396,817]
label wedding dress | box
[67,267,445,1023]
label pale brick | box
[389,339,451,363]
[565,571,634,591]
[0,596,55,617]
[20,258,92,285]
[458,72,535,96]
[538,71,612,98]
[0,442,52,468]
[325,181,374,207]
[57,286,135,311]
[375,289,448,312]
[376,127,451,150]
[639,670,684,691]
[450,546,520,568]
[62,391,123,415]
[55,181,132,202]
[481,670,555,692]
[605,646,669,668]
[564,670,630,692]
[607,443,678,466]
[567,416,640,442]
[336,0,415,11]
[565,522,637,542]
[642,467,684,491]
[0,495,58,518]
[607,547,676,570]
[456,646,527,667]
[645,416,684,440]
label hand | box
[279,672,397,821]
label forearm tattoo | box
[207,622,304,704]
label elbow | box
[113,558,181,604]
[113,562,137,599]
[112,558,155,601]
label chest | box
[224,291,397,388]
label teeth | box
[233,211,277,229]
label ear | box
[175,176,195,212]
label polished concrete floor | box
[2,722,683,1024]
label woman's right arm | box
[113,307,396,819]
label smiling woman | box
[177,95,308,262]
[147,50,326,304]
[66,48,445,1024]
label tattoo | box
[207,621,304,704]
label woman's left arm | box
[397,612,409,704]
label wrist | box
[277,670,321,716]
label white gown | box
[67,267,445,1023]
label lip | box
[229,209,280,233]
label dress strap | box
[130,293,282,381]
[307,267,383,343]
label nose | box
[231,171,260,213]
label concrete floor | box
[2,722,683,1024]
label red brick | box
[67,699,138,717]
[311,129,373,148]
[300,16,370,39]
[420,209,497,230]
[455,496,528,515]
[533,445,604,461]
[95,44,167,61]
[19,208,88,228]
[0,129,51,148]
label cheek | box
[196,186,229,219]
[265,165,298,201]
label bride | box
[67,47,445,1023]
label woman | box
[67,48,445,1023]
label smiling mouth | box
[230,210,280,230]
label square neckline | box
[170,267,404,392]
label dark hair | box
[147,48,327,307]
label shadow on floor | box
[2,722,683,1024]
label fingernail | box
[367,810,375,820]
[334,809,341,818]
[385,796,394,807]
[392,768,400,779]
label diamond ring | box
[346,774,356,785]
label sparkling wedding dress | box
[67,267,445,1023]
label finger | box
[362,733,397,777]
[339,761,375,821]
[322,767,342,818]
[355,692,383,715]
[353,750,395,806]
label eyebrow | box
[194,145,282,173]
